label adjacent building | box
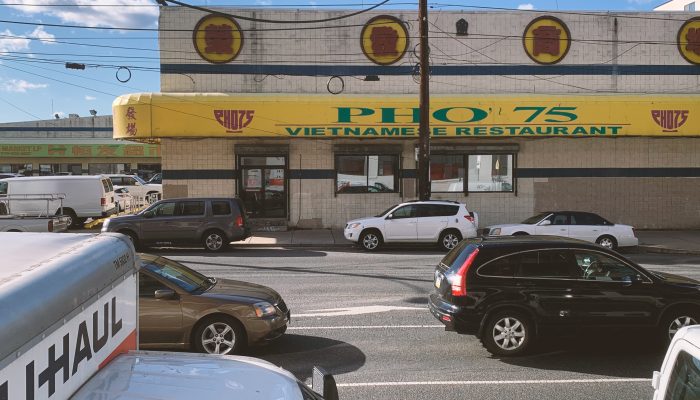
[0,115,160,179]
[113,8,700,229]
[655,1,697,11]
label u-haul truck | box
[0,232,337,400]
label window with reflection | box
[431,155,464,193]
[467,154,514,192]
[336,155,397,193]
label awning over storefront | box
[0,138,160,158]
[113,93,700,139]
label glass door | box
[239,156,287,218]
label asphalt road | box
[150,247,700,400]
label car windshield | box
[375,204,398,217]
[140,254,212,293]
[521,212,552,224]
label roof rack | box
[404,199,461,204]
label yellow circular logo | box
[523,16,571,65]
[678,17,700,65]
[193,14,243,64]
[361,15,408,66]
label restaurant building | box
[113,8,700,229]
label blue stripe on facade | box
[161,64,700,76]
[0,127,112,132]
[164,167,700,180]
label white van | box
[652,325,700,399]
[0,175,117,227]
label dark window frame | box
[335,153,399,195]
[430,152,517,194]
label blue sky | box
[0,0,670,123]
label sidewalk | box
[232,228,700,255]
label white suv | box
[107,174,162,206]
[344,200,479,251]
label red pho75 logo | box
[651,110,689,132]
[214,110,254,133]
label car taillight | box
[451,248,480,297]
[101,197,106,206]
[464,215,474,223]
[236,214,244,227]
[48,220,53,232]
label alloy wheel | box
[597,237,614,249]
[205,233,224,251]
[200,322,236,354]
[362,233,379,250]
[668,316,698,340]
[492,317,526,351]
[442,233,460,250]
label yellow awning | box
[113,93,700,139]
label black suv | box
[429,236,700,356]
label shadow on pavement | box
[499,332,666,378]
[148,247,329,258]
[248,333,366,380]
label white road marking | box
[288,324,444,330]
[293,305,425,317]
[337,378,652,387]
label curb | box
[230,243,355,248]
[636,245,700,256]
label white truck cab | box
[652,325,700,400]
[0,232,337,400]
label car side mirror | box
[154,289,176,299]
[143,210,155,218]
[385,213,393,220]
[539,220,552,226]
[312,366,338,400]
[621,274,644,285]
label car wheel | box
[661,308,700,342]
[596,235,617,250]
[512,232,529,236]
[59,209,80,229]
[359,230,382,251]
[203,230,228,252]
[439,230,462,251]
[194,316,246,355]
[482,311,533,356]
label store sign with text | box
[113,93,700,139]
[0,143,160,158]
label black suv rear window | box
[441,242,479,270]
[212,201,232,215]
[420,204,459,217]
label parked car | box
[137,253,289,355]
[102,197,251,251]
[344,200,478,251]
[114,187,135,212]
[107,173,162,206]
[482,211,638,250]
[0,173,23,179]
[0,175,117,227]
[652,325,700,400]
[429,235,700,356]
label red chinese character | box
[124,145,144,156]
[126,106,137,121]
[204,24,234,54]
[686,28,700,56]
[370,26,399,57]
[532,25,561,56]
[71,145,92,157]
[48,145,67,156]
[126,123,138,137]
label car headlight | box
[253,302,277,318]
[348,222,362,229]
[491,228,501,235]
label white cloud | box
[255,0,272,5]
[53,111,66,119]
[2,0,159,29]
[85,95,96,101]
[0,29,31,54]
[627,0,654,4]
[29,26,56,44]
[1,79,47,93]
[518,3,535,10]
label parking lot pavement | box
[156,249,700,400]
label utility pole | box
[417,0,431,201]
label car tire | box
[194,316,246,355]
[439,230,462,252]
[59,209,80,229]
[481,310,534,357]
[596,235,617,250]
[660,307,700,343]
[359,229,383,251]
[203,230,229,252]
[119,230,141,250]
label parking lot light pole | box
[418,0,431,201]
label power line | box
[0,95,43,120]
[0,2,418,6]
